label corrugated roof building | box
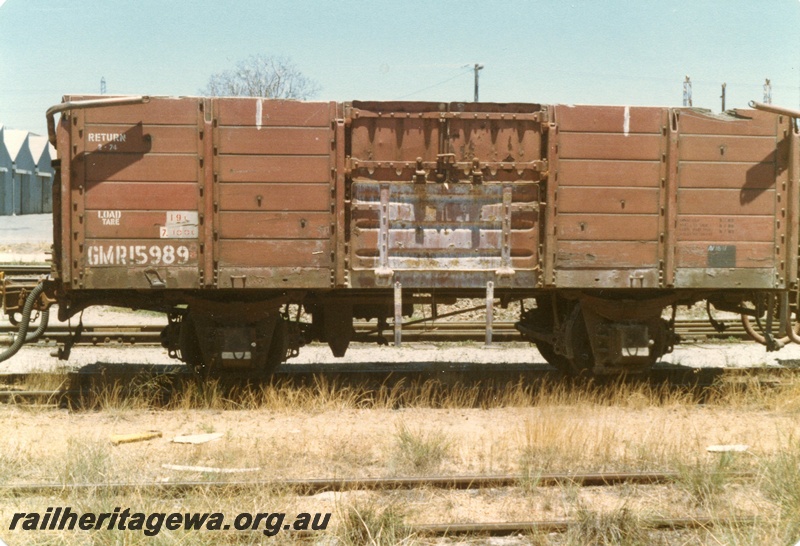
[0,128,55,215]
[0,125,13,215]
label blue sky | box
[1,0,798,135]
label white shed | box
[0,125,13,215]
[28,135,55,213]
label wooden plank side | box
[678,162,776,189]
[85,210,194,239]
[218,211,331,239]
[555,241,658,268]
[677,188,775,215]
[556,214,659,241]
[558,160,661,187]
[558,133,662,160]
[85,154,197,182]
[218,184,330,211]
[675,242,775,268]
[85,182,198,210]
[677,215,775,242]
[82,125,198,154]
[555,105,664,134]
[81,98,198,125]
[677,109,778,137]
[218,239,331,268]
[217,155,330,183]
[217,127,332,156]
[557,187,660,214]
[215,98,332,127]
[679,135,777,163]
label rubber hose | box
[23,308,49,343]
[0,282,47,363]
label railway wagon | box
[13,95,800,375]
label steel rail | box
[411,516,757,536]
[0,470,752,497]
[0,319,752,347]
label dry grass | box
[6,372,800,543]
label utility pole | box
[100,77,106,95]
[474,64,484,102]
[720,83,726,111]
[682,76,692,107]
[763,78,772,104]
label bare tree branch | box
[200,54,320,99]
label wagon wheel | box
[740,294,797,347]
[178,314,204,374]
[562,303,595,376]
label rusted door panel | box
[349,181,540,288]
[672,108,789,287]
[214,99,336,288]
[348,101,544,289]
[551,105,665,288]
[65,96,204,290]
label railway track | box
[0,318,752,347]
[3,471,756,538]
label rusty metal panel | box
[674,268,776,288]
[347,101,544,289]
[349,181,539,289]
